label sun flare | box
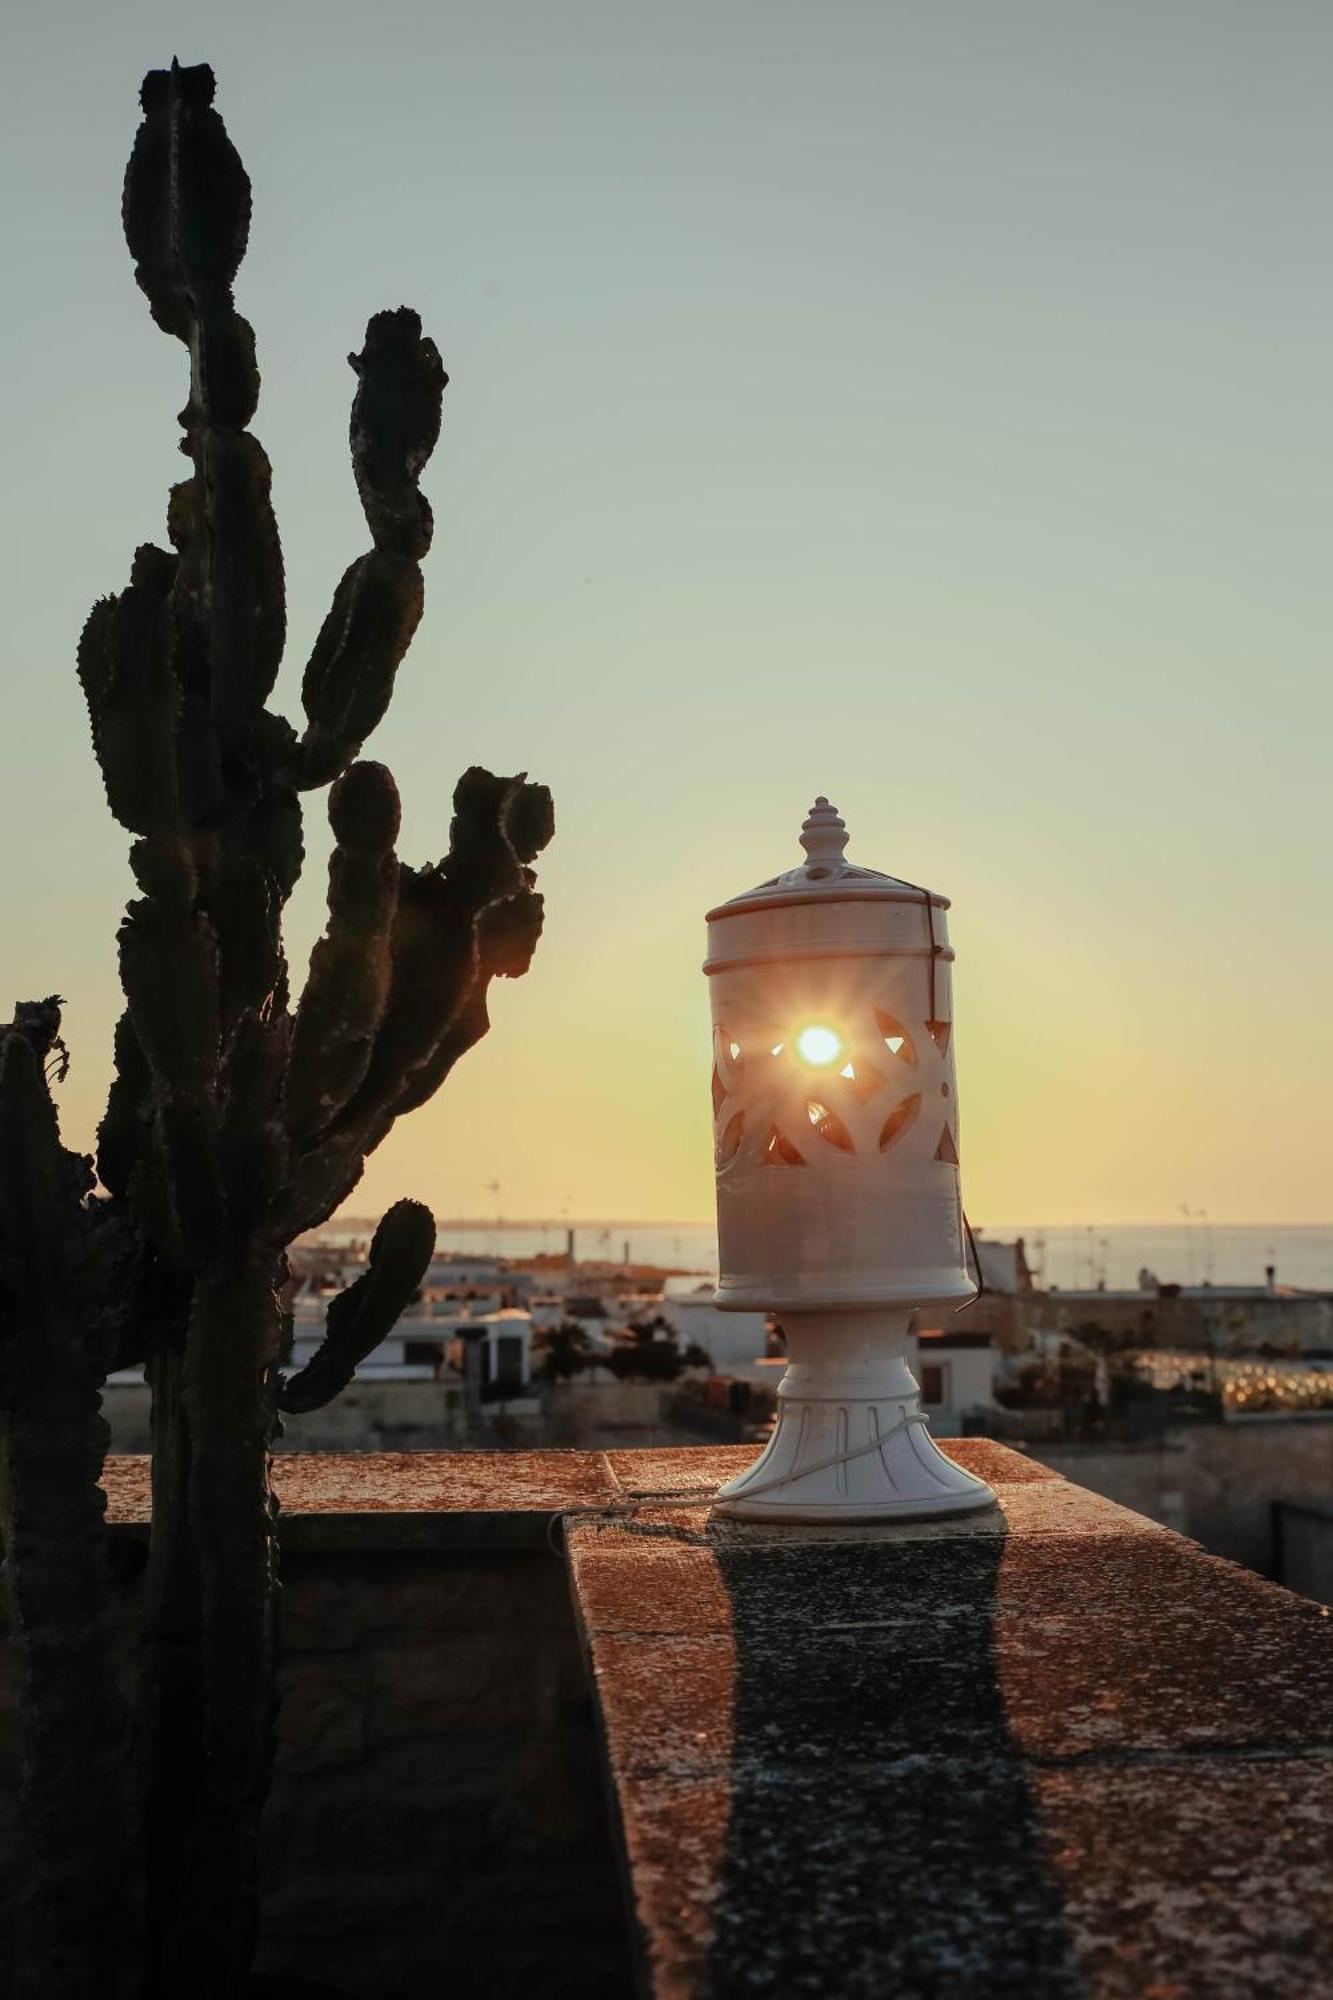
[795,1024,843,1068]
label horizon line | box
[320,1215,1333,1233]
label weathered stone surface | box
[102,1446,624,1543]
[272,1661,369,1773]
[254,1541,634,1996]
[13,1440,1327,1997]
[995,1532,1333,1758]
[1033,1756,1333,2000]
[569,1440,1333,1999]
[573,1533,739,1640]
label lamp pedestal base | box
[712,1308,997,1523]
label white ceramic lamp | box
[705,798,996,1521]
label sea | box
[331,1218,1333,1293]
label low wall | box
[1030,1413,1333,1576]
[1274,1499,1333,1606]
[569,1442,1333,1999]
[0,1457,634,2000]
[260,1545,629,1996]
[3,1445,1330,1999]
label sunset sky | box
[2,1,1329,1228]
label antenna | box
[1179,1203,1198,1287]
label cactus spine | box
[0,62,551,1998]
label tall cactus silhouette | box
[0,61,551,1999]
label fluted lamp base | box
[712,1308,997,1523]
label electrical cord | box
[547,1404,941,1548]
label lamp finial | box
[799,797,849,869]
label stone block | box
[364,1628,548,1746]
[272,1664,369,1775]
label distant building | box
[956,1235,1036,1354]
[658,1283,770,1376]
[973,1237,1034,1296]
[444,1310,533,1401]
[913,1330,995,1437]
[286,1289,535,1401]
[1034,1284,1332,1357]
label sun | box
[794,1024,843,1068]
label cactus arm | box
[272,771,552,1238]
[97,1010,152,1202]
[123,61,251,372]
[248,711,305,907]
[77,545,180,836]
[391,887,546,1118]
[291,552,425,789]
[341,769,553,1141]
[285,761,401,1144]
[278,1199,435,1413]
[116,864,218,1110]
[0,1021,136,1999]
[124,60,284,755]
[349,306,445,559]
[293,310,445,788]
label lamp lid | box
[706,798,948,922]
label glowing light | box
[795,1024,843,1068]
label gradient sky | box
[3,0,1330,1228]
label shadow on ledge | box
[702,1522,1080,1999]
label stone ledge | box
[86,1440,1333,1993]
[102,1447,651,1550]
[565,1438,1333,2000]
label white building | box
[286,1291,534,1395]
[660,1282,771,1376]
[912,1329,995,1437]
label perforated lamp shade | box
[702,799,995,1522]
[706,797,973,1317]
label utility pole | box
[1180,1203,1198,1287]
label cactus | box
[0,60,551,1998]
[0,1006,138,1999]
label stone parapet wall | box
[259,1545,628,1996]
[566,1442,1333,1999]
[2,1445,1330,1998]
[1031,1412,1333,1574]
[0,1453,637,2000]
